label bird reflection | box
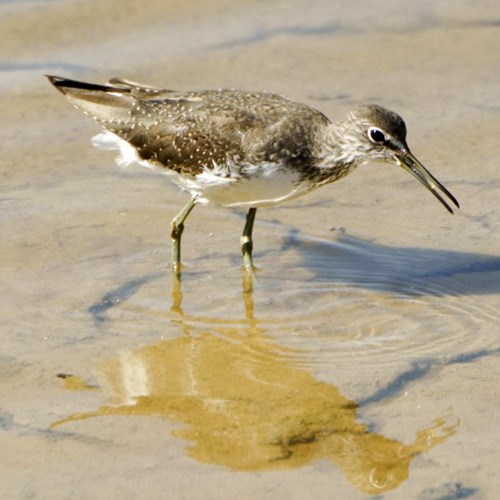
[53,274,458,495]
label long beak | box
[397,150,459,214]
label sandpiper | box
[47,75,459,275]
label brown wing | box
[47,75,330,176]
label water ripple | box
[88,233,500,380]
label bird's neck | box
[314,120,366,176]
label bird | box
[47,75,459,276]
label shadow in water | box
[88,272,162,324]
[288,231,500,296]
[53,275,458,495]
[84,233,500,330]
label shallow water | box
[1,0,500,498]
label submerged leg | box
[171,197,197,276]
[240,207,257,274]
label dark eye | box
[368,127,386,144]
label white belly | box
[92,130,313,208]
[193,168,312,208]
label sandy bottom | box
[1,1,500,498]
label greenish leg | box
[240,207,257,275]
[171,197,197,276]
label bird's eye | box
[368,127,386,144]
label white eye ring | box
[368,127,386,144]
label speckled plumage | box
[49,77,341,191]
[47,75,459,275]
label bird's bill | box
[397,150,459,214]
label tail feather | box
[46,75,130,95]
[46,75,134,124]
[108,77,162,92]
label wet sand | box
[1,0,500,498]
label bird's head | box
[341,104,459,213]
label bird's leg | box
[240,207,257,275]
[170,197,197,276]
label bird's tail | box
[46,75,130,94]
[46,75,134,123]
